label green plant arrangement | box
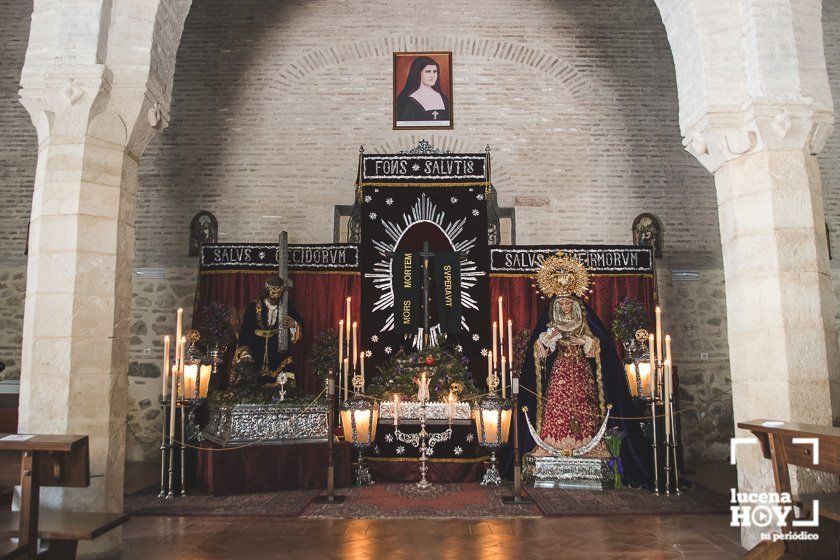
[200,302,235,350]
[309,328,338,387]
[604,426,626,490]
[611,298,649,344]
[366,344,479,401]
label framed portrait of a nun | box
[393,52,453,130]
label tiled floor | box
[121,461,744,559]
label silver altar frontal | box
[522,454,613,490]
[378,401,472,425]
[203,403,330,446]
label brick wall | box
[7,0,839,461]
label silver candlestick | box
[393,368,453,490]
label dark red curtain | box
[489,274,655,355]
[194,271,361,394]
[193,270,653,394]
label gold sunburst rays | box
[535,251,591,299]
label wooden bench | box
[738,419,840,560]
[0,434,129,559]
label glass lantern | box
[340,395,380,485]
[472,394,512,486]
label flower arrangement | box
[611,298,649,345]
[309,328,338,387]
[366,345,478,401]
[604,426,625,490]
[200,302,236,351]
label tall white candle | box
[501,355,507,399]
[352,322,358,371]
[507,320,513,367]
[345,297,351,341]
[338,319,344,366]
[492,321,498,371]
[343,358,349,401]
[393,395,400,427]
[665,334,672,365]
[648,334,656,400]
[179,336,186,378]
[175,308,183,371]
[655,306,663,364]
[498,297,504,345]
[162,335,170,399]
[169,364,178,445]
[664,358,672,438]
[360,351,365,392]
[447,391,455,423]
[487,352,493,388]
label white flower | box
[454,446,463,456]
[476,194,484,201]
[396,445,405,455]
[472,334,480,342]
[386,198,394,206]
[371,335,379,343]
[426,447,434,457]
[412,164,421,171]
[369,212,377,220]
[384,346,392,354]
[365,350,372,358]
[384,433,394,443]
[472,209,479,217]
[364,195,372,203]
[455,345,463,353]
[480,348,488,357]
[450,196,458,204]
[465,433,474,443]
[258,251,266,259]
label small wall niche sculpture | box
[189,211,218,256]
[632,213,662,258]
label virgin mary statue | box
[512,252,652,487]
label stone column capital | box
[18,63,170,157]
[681,99,834,173]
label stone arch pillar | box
[656,0,838,548]
[17,0,191,555]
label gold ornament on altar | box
[535,251,591,299]
[634,328,650,343]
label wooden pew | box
[0,435,129,559]
[737,419,840,560]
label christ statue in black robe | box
[232,277,302,388]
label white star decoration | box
[258,251,266,259]
[476,194,484,201]
[369,212,377,220]
[371,335,379,343]
[472,209,479,217]
[455,345,463,353]
[384,346,392,354]
[480,348,489,357]
[426,448,434,457]
[412,164,421,171]
[454,446,464,456]
[472,334,480,342]
[450,196,458,204]
[364,195,372,203]
[396,445,405,455]
[374,445,381,455]
[365,350,372,358]
[386,198,393,206]
[465,433,475,443]
[384,433,394,443]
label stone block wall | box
[4,0,840,463]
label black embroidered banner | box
[201,243,359,272]
[392,252,421,334]
[360,186,490,376]
[490,246,653,275]
[434,252,461,334]
[360,154,489,186]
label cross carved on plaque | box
[432,111,439,120]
